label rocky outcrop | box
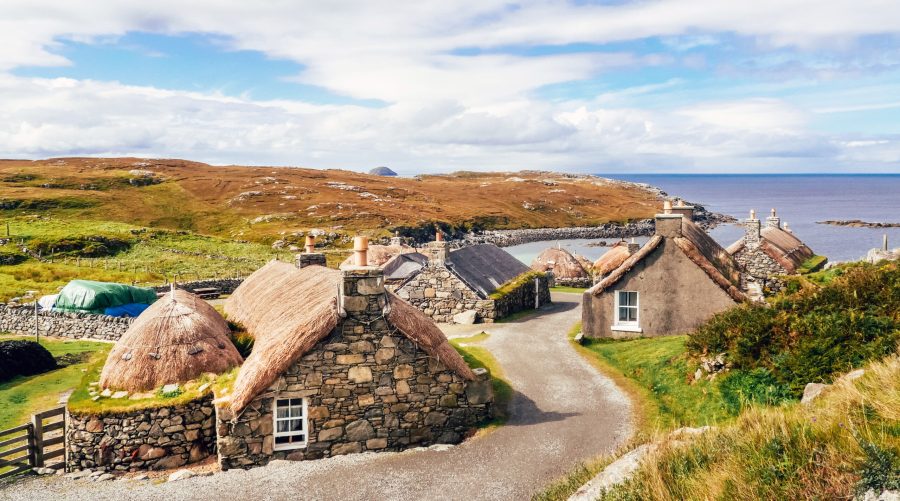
[818,220,900,228]
[66,396,216,472]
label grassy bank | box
[0,335,110,430]
[450,333,513,425]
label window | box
[273,397,307,450]
[615,291,639,325]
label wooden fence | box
[0,406,66,480]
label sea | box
[505,174,900,265]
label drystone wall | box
[732,246,787,292]
[0,304,131,341]
[152,278,243,295]
[494,274,552,319]
[66,395,216,472]
[396,265,496,323]
[215,268,492,470]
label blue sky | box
[1,1,899,173]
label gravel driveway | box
[0,292,631,501]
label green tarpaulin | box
[53,280,157,314]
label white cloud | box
[0,1,899,171]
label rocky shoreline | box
[817,219,900,228]
[460,201,734,248]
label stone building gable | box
[395,264,495,323]
[732,245,788,291]
[215,267,492,469]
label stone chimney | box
[627,238,640,255]
[766,208,781,229]
[670,200,695,220]
[426,230,450,265]
[655,201,683,238]
[340,265,387,320]
[745,209,761,246]
[296,234,326,269]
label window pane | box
[626,308,637,322]
[275,436,289,444]
[618,307,628,321]
[277,420,290,433]
[290,398,301,406]
[629,292,637,305]
[290,419,303,432]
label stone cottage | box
[582,201,747,339]
[66,289,243,472]
[726,209,820,291]
[394,234,551,323]
[531,247,592,288]
[215,241,492,469]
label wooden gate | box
[0,406,66,480]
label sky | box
[1,1,900,174]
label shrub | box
[855,438,900,495]
[0,340,57,382]
[689,263,900,397]
[719,368,793,415]
[230,330,254,358]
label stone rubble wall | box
[493,275,552,319]
[0,304,132,341]
[215,268,492,470]
[66,395,217,472]
[464,221,654,248]
[733,246,787,292]
[0,278,245,342]
[396,265,496,323]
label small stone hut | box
[214,245,492,470]
[395,235,550,323]
[582,202,747,339]
[531,247,592,288]
[66,290,243,472]
[726,209,820,291]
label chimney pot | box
[353,236,369,267]
[663,200,673,214]
[766,207,781,228]
[750,209,757,220]
[435,231,443,242]
[305,235,316,254]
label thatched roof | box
[340,244,415,267]
[592,243,631,276]
[448,244,531,298]
[222,260,474,414]
[727,226,814,274]
[100,289,243,392]
[589,219,747,302]
[531,247,590,280]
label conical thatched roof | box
[531,247,590,279]
[222,260,475,414]
[340,244,414,267]
[593,243,631,276]
[100,289,243,392]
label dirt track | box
[0,292,631,501]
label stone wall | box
[494,274,552,319]
[553,276,593,288]
[152,278,243,295]
[66,395,216,472]
[732,246,787,292]
[215,267,492,470]
[395,265,496,323]
[0,304,131,341]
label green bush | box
[855,438,900,495]
[230,330,254,358]
[689,263,900,397]
[719,368,793,414]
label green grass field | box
[450,333,513,426]
[0,335,111,431]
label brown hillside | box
[0,158,659,241]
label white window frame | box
[272,396,308,451]
[612,290,642,333]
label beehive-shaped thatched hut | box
[100,289,243,392]
[531,247,592,287]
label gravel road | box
[0,292,631,501]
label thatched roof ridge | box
[531,247,590,279]
[588,236,663,296]
[759,226,814,273]
[224,261,342,413]
[592,243,631,276]
[100,289,243,392]
[386,293,475,380]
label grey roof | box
[447,244,531,298]
[382,252,428,281]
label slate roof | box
[382,252,428,281]
[447,244,531,298]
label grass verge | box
[0,335,111,430]
[550,286,588,294]
[450,333,512,427]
